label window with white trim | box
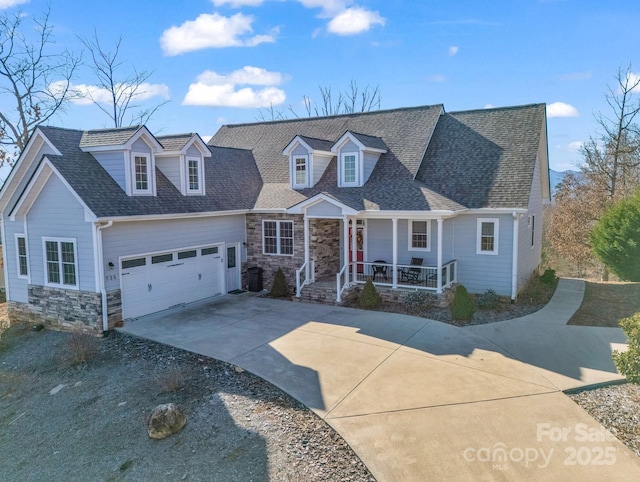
[340,152,359,187]
[16,235,28,277]
[263,220,294,256]
[294,156,308,188]
[131,152,152,195]
[187,158,200,191]
[477,219,499,255]
[44,238,78,288]
[409,220,431,251]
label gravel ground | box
[570,383,640,458]
[0,325,374,482]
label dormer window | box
[294,156,308,188]
[186,157,203,194]
[341,153,359,186]
[132,153,151,194]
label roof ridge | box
[448,103,545,115]
[83,125,142,134]
[221,104,445,129]
[156,133,197,139]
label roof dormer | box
[332,131,387,188]
[282,135,333,189]
[79,126,162,197]
[156,133,211,196]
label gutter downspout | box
[511,212,520,300]
[96,221,113,332]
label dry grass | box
[568,281,640,327]
[155,366,186,393]
[64,333,100,365]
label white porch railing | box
[295,259,316,297]
[350,259,457,292]
[335,263,350,303]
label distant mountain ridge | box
[549,169,579,194]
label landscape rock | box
[147,403,187,439]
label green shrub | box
[613,313,640,383]
[359,278,383,310]
[540,269,557,286]
[476,289,500,310]
[450,285,476,322]
[269,268,289,298]
[402,290,434,314]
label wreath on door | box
[356,230,363,250]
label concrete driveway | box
[119,279,640,481]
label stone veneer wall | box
[244,213,305,292]
[7,286,124,334]
[310,219,341,280]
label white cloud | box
[484,104,494,109]
[448,46,459,56]
[298,0,347,17]
[568,141,583,151]
[547,102,579,118]
[160,13,275,56]
[0,0,29,9]
[327,7,385,35]
[52,81,170,105]
[183,66,286,108]
[627,72,640,93]
[212,0,264,7]
[201,135,213,143]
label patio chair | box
[400,257,423,284]
[371,260,388,282]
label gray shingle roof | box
[157,133,196,151]
[348,131,388,151]
[416,104,546,209]
[34,102,545,218]
[296,135,334,152]
[38,126,261,218]
[79,126,142,148]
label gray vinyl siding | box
[101,214,246,291]
[156,156,182,191]
[291,145,309,187]
[131,138,152,155]
[341,140,359,152]
[292,144,308,157]
[363,152,379,184]
[450,214,513,296]
[311,153,332,187]
[186,145,200,157]
[307,201,342,218]
[93,151,126,191]
[366,219,439,266]
[3,218,29,302]
[517,157,544,292]
[25,175,96,292]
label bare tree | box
[80,32,168,128]
[581,65,640,200]
[0,8,80,167]
[258,81,381,121]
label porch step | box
[298,283,338,304]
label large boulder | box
[147,403,187,440]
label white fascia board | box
[331,132,363,153]
[10,157,97,222]
[0,128,61,212]
[467,208,528,215]
[287,193,359,216]
[282,136,309,156]
[360,209,459,220]
[124,126,163,152]
[94,209,250,223]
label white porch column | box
[351,218,357,281]
[304,215,310,281]
[392,218,398,288]
[511,212,520,300]
[343,216,350,285]
[437,218,443,293]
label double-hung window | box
[16,235,28,278]
[409,220,431,251]
[131,152,152,195]
[44,238,78,288]
[187,158,201,193]
[477,219,499,255]
[294,156,308,188]
[341,153,359,186]
[263,220,294,256]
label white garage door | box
[121,244,224,319]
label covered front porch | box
[290,195,458,303]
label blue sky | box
[3,0,640,173]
